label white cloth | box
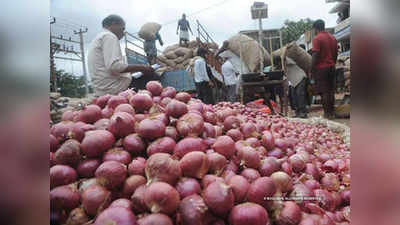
[285,57,306,87]
[193,57,210,83]
[87,30,131,96]
[221,60,237,86]
[218,50,249,74]
[179,30,189,41]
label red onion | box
[81,130,115,158]
[94,118,110,130]
[137,118,166,140]
[54,139,81,167]
[149,104,165,114]
[174,137,207,158]
[175,92,192,103]
[178,194,209,225]
[50,165,77,189]
[180,151,209,179]
[82,184,112,216]
[241,122,258,138]
[95,161,127,189]
[304,163,322,180]
[51,121,74,142]
[318,153,331,163]
[101,106,114,118]
[61,110,78,121]
[130,93,153,112]
[226,129,244,142]
[240,168,261,183]
[175,177,201,199]
[275,201,302,225]
[77,159,101,178]
[203,122,217,138]
[50,134,59,152]
[281,161,293,175]
[160,97,172,108]
[274,138,288,151]
[102,148,132,165]
[123,134,146,155]
[215,125,223,136]
[289,154,306,173]
[202,174,224,188]
[321,173,340,192]
[50,152,55,167]
[322,160,338,173]
[226,160,239,173]
[78,105,102,124]
[207,152,228,175]
[94,206,137,225]
[204,111,217,125]
[147,137,176,156]
[245,137,261,148]
[222,169,236,182]
[340,190,350,206]
[160,87,176,98]
[122,175,147,198]
[153,96,162,104]
[229,202,269,225]
[165,99,188,118]
[259,157,280,176]
[304,202,325,215]
[50,184,80,211]
[223,116,241,131]
[146,81,163,96]
[128,158,146,176]
[314,189,336,211]
[290,184,314,205]
[109,198,133,209]
[115,103,135,116]
[304,179,321,190]
[176,113,204,137]
[145,153,181,185]
[247,177,277,209]
[204,181,234,217]
[118,88,136,100]
[165,126,178,141]
[144,182,180,215]
[134,113,147,122]
[227,175,250,203]
[188,101,204,114]
[237,146,261,169]
[68,122,96,142]
[138,213,173,225]
[96,94,112,108]
[216,108,236,122]
[261,130,275,150]
[256,121,270,133]
[268,147,284,159]
[271,171,293,193]
[131,184,148,213]
[65,207,89,225]
[212,136,235,159]
[107,112,136,138]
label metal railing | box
[196,20,215,45]
[124,31,163,59]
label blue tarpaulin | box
[160,70,196,92]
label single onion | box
[123,134,146,155]
[203,122,217,138]
[95,161,127,189]
[160,97,172,108]
[275,201,302,225]
[274,138,288,151]
[237,146,261,169]
[314,189,336,212]
[144,181,180,215]
[165,99,188,118]
[145,153,181,185]
[102,148,132,165]
[50,184,80,211]
[177,113,204,137]
[118,88,136,100]
[281,161,293,175]
[175,92,192,103]
[247,177,277,209]
[50,165,77,189]
[207,152,228,175]
[137,118,166,140]
[271,171,293,193]
[115,103,135,116]
[289,154,306,173]
[180,151,209,179]
[222,169,236,182]
[134,114,147,122]
[203,181,235,217]
[212,136,235,159]
[174,137,207,158]
[290,184,314,206]
[107,112,136,138]
[147,137,176,156]
[138,213,173,225]
[130,93,154,112]
[146,81,163,96]
[122,175,147,198]
[188,101,204,114]
[128,158,146,176]
[109,198,133,209]
[175,177,202,199]
[54,139,81,167]
[223,116,241,131]
[96,94,112,108]
[226,160,239,173]
[226,129,244,142]
[131,184,148,213]
[201,174,224,188]
[245,137,261,148]
[240,168,261,183]
[51,121,74,142]
[77,159,101,178]
[267,147,284,159]
[229,202,269,225]
[241,122,258,138]
[165,126,178,141]
[68,122,96,142]
[259,157,280,176]
[321,173,340,192]
[81,130,115,158]
[227,175,250,203]
[108,95,129,110]
[261,130,275,150]
[153,96,162,104]
[178,194,209,225]
[101,106,114,118]
[94,118,110,130]
[81,184,112,216]
[322,160,338,173]
[61,110,78,121]
[341,190,350,206]
[161,87,177,98]
[78,105,102,124]
[93,206,136,225]
[204,111,218,125]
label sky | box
[50,0,339,76]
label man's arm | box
[309,37,321,76]
[121,64,154,74]
[311,51,320,74]
[176,21,180,34]
[157,33,164,46]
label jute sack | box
[165,51,178,60]
[285,42,311,73]
[138,22,162,41]
[163,44,180,54]
[227,33,271,72]
[174,47,192,57]
[174,56,185,64]
[164,59,177,67]
[158,55,168,64]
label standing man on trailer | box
[144,31,163,65]
[176,14,193,46]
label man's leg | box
[228,85,236,103]
[295,78,308,118]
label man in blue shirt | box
[176,14,193,46]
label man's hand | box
[141,65,155,75]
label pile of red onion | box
[50,82,350,225]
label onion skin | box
[177,113,205,137]
[146,81,163,96]
[229,202,269,225]
[123,134,146,155]
[61,110,78,122]
[275,201,302,225]
[128,158,146,176]
[81,184,112,216]
[65,207,89,225]
[137,118,166,140]
[69,122,96,142]
[175,177,202,199]
[177,194,209,225]
[144,182,180,215]
[78,105,102,124]
[240,168,261,183]
[304,180,321,191]
[95,161,127,190]
[51,121,75,142]
[94,118,110,130]
[161,87,177,98]
[107,112,136,138]
[50,165,77,189]
[204,111,218,125]
[207,152,228,175]
[247,177,277,209]
[81,130,115,158]
[201,174,224,188]
[102,148,132,165]
[212,136,236,159]
[259,157,280,177]
[180,151,209,179]
[147,137,176,156]
[122,175,147,199]
[321,173,340,192]
[110,198,134,209]
[93,206,137,225]
[226,129,244,142]
[174,137,208,158]
[227,175,250,203]
[175,92,192,103]
[203,181,235,217]
[270,171,293,193]
[261,130,275,150]
[115,103,136,116]
[165,99,188,118]
[203,122,217,138]
[77,159,101,178]
[145,153,182,185]
[138,213,173,225]
[131,184,148,213]
[130,93,154,112]
[160,97,173,108]
[237,146,261,169]
[54,139,81,167]
[289,154,306,173]
[50,184,80,211]
[281,161,293,175]
[304,163,322,180]
[96,94,112,108]
[223,116,241,131]
[101,106,114,118]
[165,126,178,141]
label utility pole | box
[74,28,89,96]
[50,17,59,92]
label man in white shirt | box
[87,15,154,96]
[193,48,213,104]
[221,57,238,102]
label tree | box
[50,69,92,98]
[280,18,314,46]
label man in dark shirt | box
[176,14,193,46]
[310,19,338,119]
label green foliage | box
[50,69,92,98]
[280,18,314,46]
